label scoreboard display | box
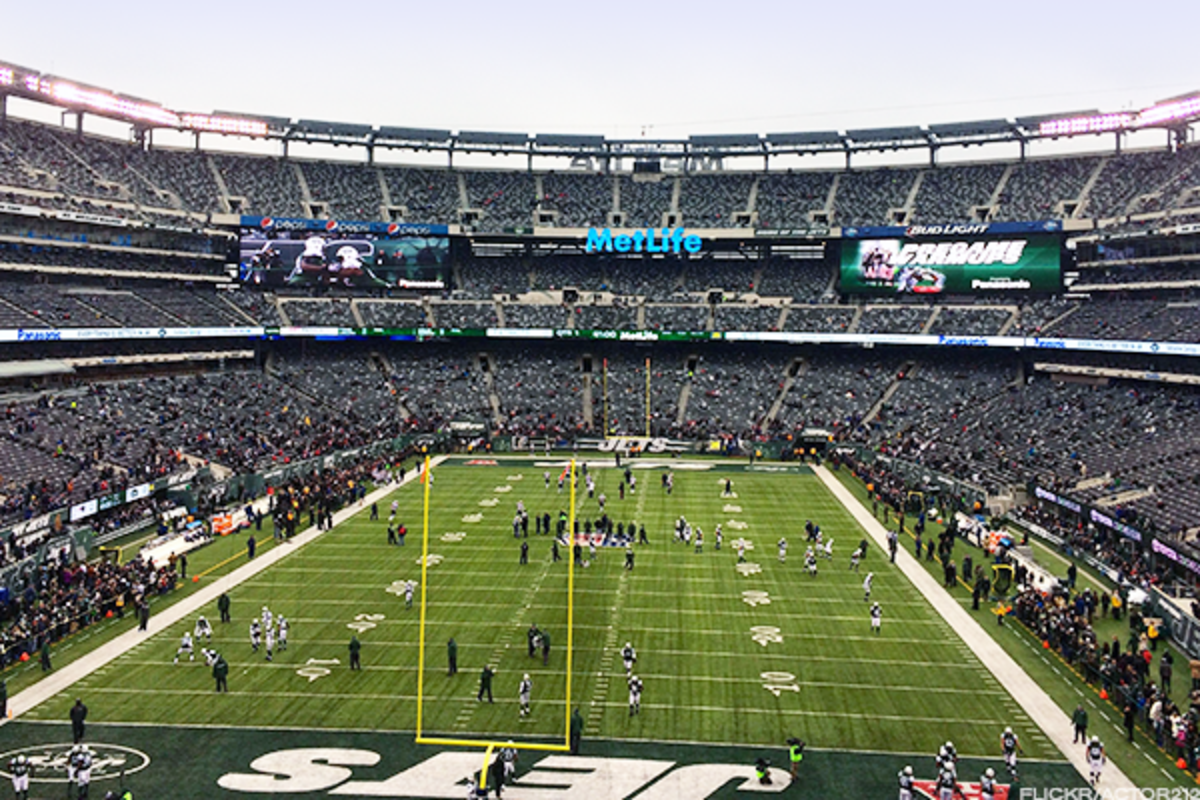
[838,229,1062,296]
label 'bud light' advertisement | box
[239,230,448,290]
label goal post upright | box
[414,456,576,756]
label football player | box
[174,631,194,664]
[278,617,289,651]
[897,765,914,800]
[777,537,787,564]
[195,615,213,643]
[805,548,818,577]
[250,620,262,653]
[863,572,874,602]
[628,674,643,716]
[622,642,637,676]
[980,767,997,800]
[518,674,533,717]
[870,602,883,635]
[264,625,275,662]
[1000,726,1022,780]
[1086,736,1105,786]
[9,753,31,800]
[73,745,93,799]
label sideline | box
[812,464,1137,791]
[1,456,448,723]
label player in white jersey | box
[777,538,787,563]
[714,524,722,550]
[195,615,213,643]
[870,602,882,634]
[1000,726,1022,780]
[1086,736,1105,785]
[174,631,194,663]
[736,540,747,562]
[265,626,275,661]
[628,674,643,715]
[278,616,289,651]
[203,648,220,667]
[979,767,997,800]
[823,537,834,560]
[863,572,874,602]
[694,528,703,554]
[850,548,862,572]
[936,742,957,778]
[934,767,959,800]
[73,745,93,795]
[9,754,31,799]
[262,606,273,632]
[897,765,914,800]
[250,620,262,652]
[501,743,518,783]
[805,548,818,576]
[518,674,533,717]
[544,471,551,489]
[622,642,637,675]
[405,581,415,609]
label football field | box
[7,457,1085,798]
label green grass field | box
[9,457,1089,798]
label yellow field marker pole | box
[478,744,496,791]
[564,458,577,748]
[644,357,651,438]
[415,455,432,739]
[414,455,572,755]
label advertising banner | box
[839,233,1062,295]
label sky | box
[2,0,1197,143]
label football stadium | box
[0,10,1200,799]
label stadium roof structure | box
[1,58,1197,164]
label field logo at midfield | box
[416,554,444,567]
[440,532,467,542]
[217,749,790,797]
[461,513,483,523]
[723,504,742,513]
[736,562,762,577]
[726,520,749,530]
[0,743,150,784]
[478,498,499,507]
[493,485,512,493]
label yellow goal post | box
[414,456,579,788]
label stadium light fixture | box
[0,68,12,87]
[1038,113,1132,136]
[181,114,268,137]
[1136,95,1200,127]
[48,81,180,127]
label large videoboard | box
[838,229,1062,296]
[236,217,450,290]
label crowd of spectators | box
[4,117,1200,234]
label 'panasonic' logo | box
[17,329,62,341]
